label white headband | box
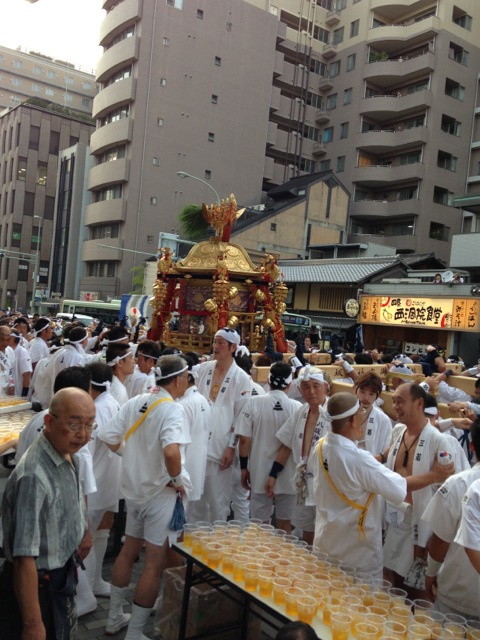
[64,334,86,345]
[236,345,250,357]
[155,364,188,381]
[91,379,111,390]
[108,336,129,344]
[326,399,360,422]
[268,371,293,388]
[107,350,132,366]
[215,328,240,345]
[424,407,438,416]
[298,364,325,384]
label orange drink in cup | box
[355,622,380,640]
[350,605,369,637]
[285,587,304,618]
[232,553,248,582]
[258,570,274,598]
[272,577,290,606]
[365,613,386,640]
[321,595,341,626]
[243,562,261,592]
[408,623,431,640]
[383,620,407,640]
[331,612,353,640]
[205,542,221,569]
[222,550,234,574]
[182,523,198,548]
[297,595,317,625]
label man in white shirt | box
[28,317,52,372]
[455,477,480,583]
[98,355,191,640]
[422,420,480,620]
[10,330,32,398]
[0,324,14,395]
[125,340,160,399]
[236,362,301,533]
[106,343,135,407]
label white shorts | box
[293,504,316,533]
[125,492,179,546]
[250,492,295,522]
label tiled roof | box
[279,256,401,283]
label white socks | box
[124,603,153,640]
[92,529,111,597]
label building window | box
[452,8,472,30]
[166,0,183,8]
[399,152,421,165]
[47,69,56,78]
[153,157,160,165]
[333,27,344,45]
[81,98,90,107]
[29,126,40,151]
[326,94,337,110]
[350,20,359,38]
[94,185,123,202]
[329,60,341,78]
[226,21,232,31]
[445,78,465,101]
[197,9,204,19]
[31,83,40,92]
[340,122,349,139]
[150,196,157,205]
[160,77,167,86]
[98,146,126,164]
[270,223,277,231]
[319,159,331,171]
[101,106,130,126]
[343,88,352,105]
[429,221,450,241]
[11,77,21,87]
[214,56,221,66]
[63,93,73,102]
[157,118,164,126]
[89,224,119,240]
[163,37,170,46]
[37,164,47,187]
[433,186,454,206]
[13,59,23,69]
[441,114,461,136]
[211,94,218,104]
[323,126,334,143]
[396,186,418,201]
[208,132,215,142]
[336,156,345,172]
[86,261,117,278]
[33,65,42,74]
[299,158,316,173]
[17,158,27,181]
[45,87,55,96]
[449,42,469,66]
[11,224,22,248]
[346,53,356,71]
[49,131,60,155]
[314,26,329,44]
[65,75,74,85]
[83,81,92,89]
[437,150,457,171]
[205,170,212,179]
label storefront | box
[359,294,480,359]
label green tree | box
[130,264,145,294]
[179,204,209,241]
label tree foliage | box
[179,204,209,241]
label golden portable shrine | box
[147,195,289,354]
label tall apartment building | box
[86,0,479,299]
[0,45,97,115]
[0,103,95,310]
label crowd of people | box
[0,313,479,640]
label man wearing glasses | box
[1,387,96,639]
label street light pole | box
[176,171,220,203]
[30,215,42,314]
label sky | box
[2,0,105,74]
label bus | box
[59,299,122,325]
[281,313,312,339]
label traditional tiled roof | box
[279,256,402,283]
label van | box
[55,313,95,327]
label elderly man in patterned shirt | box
[0,387,94,640]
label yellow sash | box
[318,437,375,540]
[125,397,173,442]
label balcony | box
[349,232,418,252]
[99,0,143,47]
[84,199,127,226]
[350,199,422,219]
[325,10,341,26]
[88,158,130,191]
[315,109,331,124]
[357,127,428,153]
[266,122,278,147]
[82,238,124,262]
[273,50,284,78]
[96,36,139,83]
[361,90,433,121]
[263,156,275,181]
[364,52,435,87]
[367,16,440,46]
[319,76,334,92]
[92,77,136,120]
[352,162,425,187]
[312,142,327,156]
[370,0,436,17]
[90,118,133,154]
[322,43,338,59]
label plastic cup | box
[321,595,342,626]
[391,605,411,628]
[445,614,467,626]
[273,577,291,605]
[331,612,353,640]
[351,605,370,637]
[330,578,349,597]
[413,599,435,613]
[243,562,261,592]
[409,623,431,640]
[258,570,274,598]
[365,613,386,640]
[205,542,221,569]
[383,620,407,640]
[183,523,198,548]
[285,587,304,618]
[467,621,480,640]
[232,553,248,582]
[356,622,380,640]
[387,587,408,609]
[297,595,317,625]
[444,623,466,640]
[221,550,234,574]
[372,591,391,610]
[432,629,456,640]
